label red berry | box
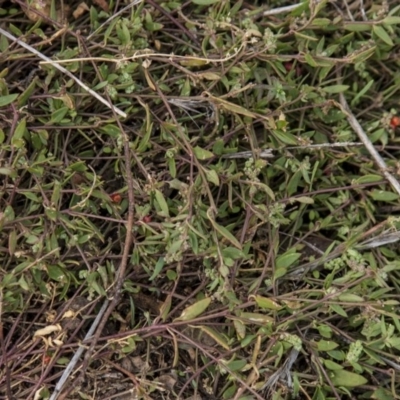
[390,116,400,129]
[284,62,293,72]
[110,193,122,204]
[142,215,152,223]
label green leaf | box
[207,208,241,249]
[0,93,18,107]
[225,358,247,372]
[330,303,347,317]
[382,16,400,25]
[12,117,26,142]
[316,339,339,351]
[253,295,282,310]
[272,129,298,145]
[47,265,66,281]
[344,22,371,32]
[373,25,393,46]
[194,146,214,160]
[205,169,220,186]
[274,266,287,280]
[322,85,349,94]
[50,107,69,124]
[323,358,343,370]
[191,0,219,5]
[372,388,396,400]
[195,325,230,350]
[337,293,364,302]
[276,252,301,269]
[291,196,314,204]
[351,79,374,106]
[354,174,382,184]
[176,297,211,321]
[8,230,17,255]
[387,337,400,351]
[329,369,367,387]
[149,257,164,281]
[369,190,399,202]
[239,312,274,324]
[154,189,170,217]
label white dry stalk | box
[222,149,274,159]
[168,98,216,121]
[0,28,127,118]
[339,91,400,196]
[355,229,400,250]
[49,299,109,400]
[262,347,300,394]
[262,4,303,16]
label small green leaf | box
[316,339,339,351]
[239,312,274,324]
[8,230,17,255]
[322,85,349,94]
[372,388,396,400]
[330,369,367,387]
[207,211,241,249]
[205,169,220,186]
[176,297,211,321]
[330,303,347,317]
[191,0,219,5]
[344,22,371,32]
[253,295,282,310]
[0,93,18,107]
[351,79,374,106]
[225,358,247,371]
[194,146,214,160]
[373,25,393,46]
[338,293,364,302]
[369,190,399,202]
[154,189,170,217]
[0,168,14,176]
[292,196,314,204]
[304,53,318,67]
[149,257,164,281]
[276,252,301,269]
[47,265,66,281]
[272,129,298,145]
[13,117,27,141]
[233,319,246,339]
[354,174,382,184]
[274,266,287,280]
[382,16,400,25]
[323,359,344,371]
[50,107,69,124]
[195,325,230,350]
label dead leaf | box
[93,0,109,12]
[33,324,62,337]
[23,0,70,23]
[157,374,177,391]
[73,2,90,19]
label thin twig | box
[48,299,109,400]
[0,28,127,118]
[338,86,400,196]
[74,110,136,382]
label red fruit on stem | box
[142,215,152,223]
[110,193,122,204]
[390,116,400,129]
